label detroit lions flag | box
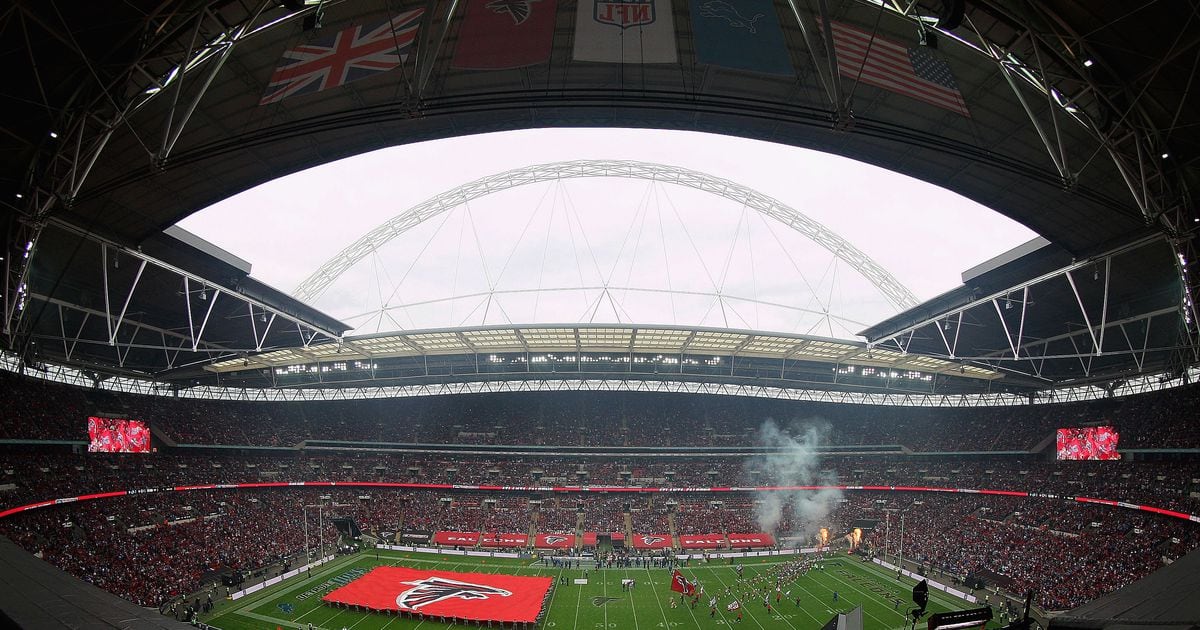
[452,0,557,70]
[573,0,677,63]
[690,0,791,75]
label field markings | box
[700,564,768,628]
[572,568,583,630]
[815,561,909,628]
[830,556,940,614]
[638,564,676,630]
[696,566,741,628]
[617,567,641,630]
[855,560,972,610]
[222,553,362,620]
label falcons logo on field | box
[639,535,665,545]
[486,0,542,25]
[543,535,568,545]
[395,577,512,610]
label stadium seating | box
[0,371,1198,611]
[5,371,1200,450]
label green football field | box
[203,550,992,630]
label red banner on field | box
[610,531,625,542]
[534,533,576,548]
[679,533,727,549]
[434,531,480,546]
[451,0,557,70]
[480,532,528,547]
[727,533,775,548]
[632,533,673,549]
[323,566,552,623]
[581,532,598,547]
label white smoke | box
[749,419,841,539]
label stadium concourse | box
[0,373,1197,620]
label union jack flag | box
[260,9,424,105]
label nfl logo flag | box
[260,9,424,105]
[829,20,970,117]
[690,0,791,75]
[452,0,558,70]
[573,0,677,63]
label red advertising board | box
[323,566,552,623]
[581,532,598,547]
[480,532,528,548]
[433,531,480,546]
[631,533,673,549]
[679,533,727,549]
[727,533,775,548]
[610,531,625,542]
[534,533,575,549]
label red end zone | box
[323,566,552,624]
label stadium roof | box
[201,323,1002,391]
[2,0,1197,396]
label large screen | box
[87,416,151,453]
[1056,426,1120,460]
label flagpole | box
[898,514,905,577]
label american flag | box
[829,20,970,117]
[260,9,424,105]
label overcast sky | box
[177,128,1036,339]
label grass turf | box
[203,550,991,630]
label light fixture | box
[1083,59,1094,68]
[199,288,207,300]
[1093,268,1099,281]
[1161,152,1170,159]
[15,193,22,199]
[1005,300,1012,310]
[49,131,58,138]
[259,312,267,323]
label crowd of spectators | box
[5,371,1200,451]
[1,371,1198,613]
[1,481,1196,611]
[853,493,1200,610]
[3,448,1196,517]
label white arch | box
[292,160,919,312]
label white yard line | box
[640,565,676,630]
[819,563,906,627]
[706,562,781,630]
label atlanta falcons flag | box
[452,0,558,70]
[260,9,424,105]
[670,570,696,596]
[323,566,552,624]
[534,533,576,548]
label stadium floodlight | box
[1083,59,1094,67]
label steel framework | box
[19,220,345,375]
[292,160,921,314]
[835,0,1199,347]
[864,236,1188,382]
[3,0,1196,385]
[4,350,1195,408]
